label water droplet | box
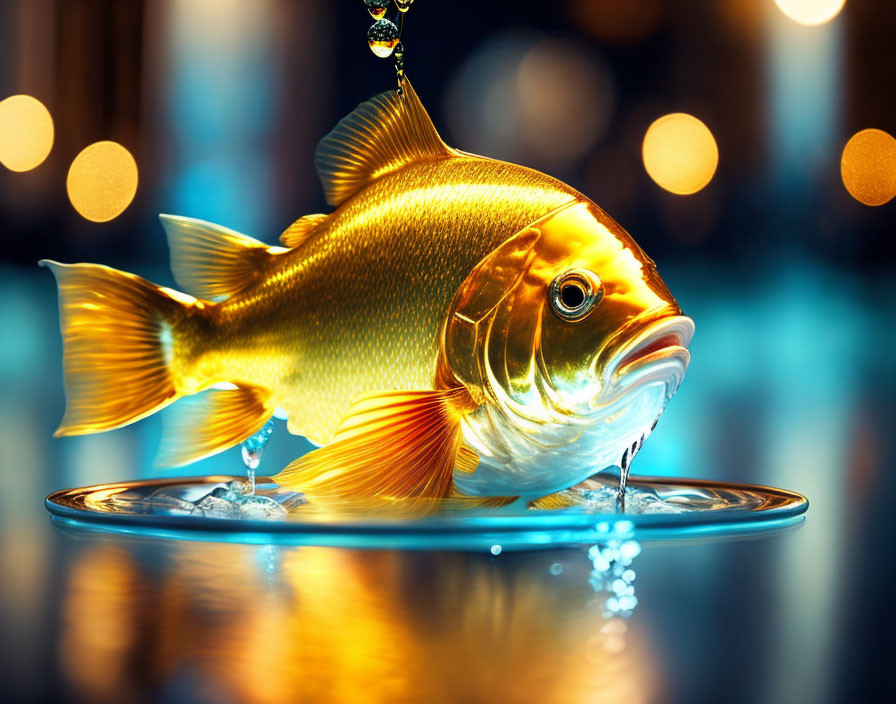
[363,0,390,20]
[396,0,414,11]
[367,19,400,58]
[550,563,563,575]
[240,419,275,494]
[490,544,502,555]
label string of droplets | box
[364,0,414,93]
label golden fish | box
[42,79,693,503]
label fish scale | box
[208,159,578,445]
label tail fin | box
[40,260,190,437]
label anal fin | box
[274,387,475,501]
[157,385,275,467]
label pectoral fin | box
[156,385,275,467]
[274,386,476,500]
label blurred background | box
[1,1,895,702]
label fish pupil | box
[560,283,586,310]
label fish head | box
[444,200,694,498]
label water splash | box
[240,420,275,494]
[190,481,288,520]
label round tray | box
[46,474,809,551]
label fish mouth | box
[606,315,694,384]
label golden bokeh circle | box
[66,141,138,222]
[642,113,718,195]
[0,94,54,172]
[840,129,896,207]
[774,0,846,26]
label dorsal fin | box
[160,215,287,300]
[314,77,459,207]
[279,213,328,248]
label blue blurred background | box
[1,1,895,702]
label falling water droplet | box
[617,449,630,512]
[240,420,275,495]
[367,18,400,58]
[363,0,390,20]
[588,537,641,618]
[396,0,414,12]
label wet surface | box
[0,515,875,704]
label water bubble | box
[550,563,563,576]
[490,544,502,555]
[363,0,390,20]
[367,19,400,58]
[619,540,641,562]
[622,569,636,582]
[615,520,634,535]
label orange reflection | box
[59,546,142,703]
[58,540,657,703]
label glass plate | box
[45,474,808,550]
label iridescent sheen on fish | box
[42,79,693,503]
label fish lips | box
[590,315,694,408]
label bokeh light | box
[774,0,846,26]
[840,129,896,206]
[66,141,138,222]
[566,0,665,45]
[642,113,718,195]
[0,95,54,172]
[446,33,613,171]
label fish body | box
[43,80,693,502]
[194,157,579,447]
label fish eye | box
[549,269,602,322]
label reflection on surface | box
[56,536,654,704]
